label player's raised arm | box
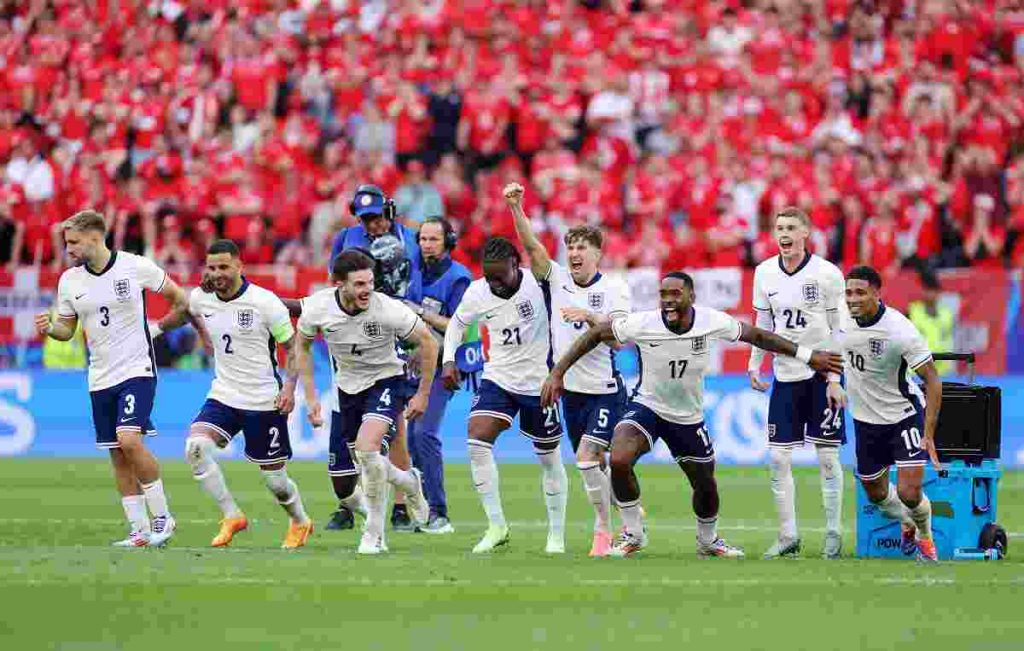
[914,361,943,470]
[504,182,552,280]
[403,320,439,420]
[541,321,618,408]
[738,322,843,376]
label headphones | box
[418,216,457,252]
[349,184,396,222]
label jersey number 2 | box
[268,426,281,452]
[222,334,234,354]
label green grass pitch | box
[0,459,1021,650]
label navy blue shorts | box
[563,387,625,452]
[193,399,291,464]
[89,376,157,449]
[854,411,927,480]
[618,401,714,464]
[767,374,847,448]
[470,379,562,444]
[329,376,406,477]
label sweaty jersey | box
[546,262,631,394]
[838,304,932,425]
[191,280,294,411]
[298,289,420,395]
[56,251,165,391]
[613,306,742,425]
[447,270,550,396]
[752,252,845,382]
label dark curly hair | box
[482,236,521,264]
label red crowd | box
[2,0,1024,277]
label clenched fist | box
[503,182,524,207]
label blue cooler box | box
[856,460,1004,560]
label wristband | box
[827,373,842,384]
[795,346,813,364]
[149,322,163,338]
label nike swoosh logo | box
[562,285,574,293]
[202,313,214,318]
[485,314,496,320]
[75,294,86,300]
[120,417,136,423]
[907,450,921,458]
[768,292,779,297]
[649,343,662,347]
[325,327,341,333]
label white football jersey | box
[613,306,742,425]
[838,304,932,425]
[56,251,166,391]
[449,270,551,396]
[752,253,846,382]
[191,281,294,411]
[546,262,631,394]
[298,289,420,395]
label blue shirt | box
[330,222,423,302]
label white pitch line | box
[4,576,1021,588]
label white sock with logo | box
[468,439,506,528]
[769,447,798,541]
[121,495,151,534]
[140,479,170,519]
[536,445,567,540]
[186,436,241,518]
[578,461,611,535]
[355,450,387,538]
[817,446,843,535]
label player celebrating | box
[748,207,848,559]
[840,266,942,562]
[541,272,843,558]
[505,183,631,557]
[36,210,190,547]
[441,236,567,554]
[160,240,314,548]
[295,249,436,554]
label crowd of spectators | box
[2,0,1024,277]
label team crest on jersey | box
[588,293,604,310]
[767,423,776,439]
[869,338,887,359]
[362,321,382,339]
[515,301,535,322]
[114,279,131,302]
[692,335,707,354]
[802,282,819,305]
[236,309,254,330]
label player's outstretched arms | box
[293,334,323,427]
[404,321,439,420]
[35,312,77,341]
[738,323,843,376]
[274,335,299,415]
[504,182,552,280]
[914,360,943,470]
[541,321,618,408]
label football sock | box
[696,515,718,547]
[385,457,419,495]
[605,466,621,509]
[877,483,913,526]
[186,436,241,518]
[817,446,843,535]
[140,478,170,519]
[909,493,933,541]
[536,445,567,540]
[340,484,369,517]
[578,460,611,534]
[121,495,151,534]
[355,450,387,538]
[468,439,506,528]
[769,446,798,541]
[262,468,309,525]
[619,498,644,536]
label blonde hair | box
[774,206,811,228]
[63,210,107,235]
